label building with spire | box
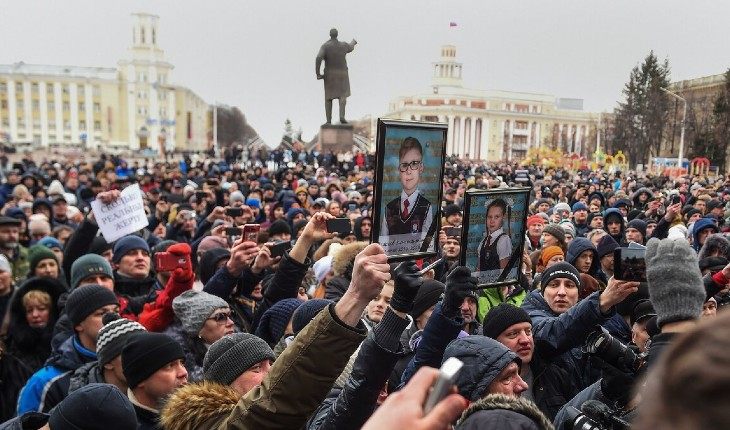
[0,13,209,153]
[386,45,599,161]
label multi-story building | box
[385,45,599,161]
[0,13,209,153]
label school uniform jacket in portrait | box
[477,228,512,271]
[380,190,434,254]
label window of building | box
[0,100,6,109]
[47,84,54,95]
[514,121,528,130]
[48,101,55,110]
[49,121,56,129]
[93,103,100,112]
[16,83,22,92]
[141,28,146,44]
[62,85,69,95]
[32,100,39,110]
[515,104,529,113]
[79,102,85,111]
[152,28,156,44]
[16,100,23,109]
[64,121,71,130]
[1,119,8,127]
[93,86,100,97]
[94,121,101,131]
[513,136,528,144]
[0,82,6,92]
[31,82,39,93]
[79,120,86,129]
[63,102,70,111]
[78,86,85,97]
[18,118,25,127]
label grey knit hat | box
[543,224,566,244]
[646,238,706,327]
[203,333,275,385]
[172,290,229,336]
[96,313,147,367]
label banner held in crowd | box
[90,183,149,243]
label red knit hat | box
[527,215,545,227]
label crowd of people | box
[0,150,728,429]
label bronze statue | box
[316,28,357,124]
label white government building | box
[386,45,599,161]
[0,13,209,154]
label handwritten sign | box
[90,184,149,243]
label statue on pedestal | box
[316,28,357,124]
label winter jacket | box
[698,233,730,261]
[204,266,264,333]
[160,382,240,430]
[67,361,105,394]
[400,303,463,387]
[458,394,555,430]
[307,309,410,430]
[113,271,158,316]
[163,304,366,430]
[0,412,49,430]
[529,358,578,420]
[477,287,527,322]
[163,321,206,383]
[138,268,194,332]
[0,348,34,422]
[521,290,611,390]
[566,237,599,278]
[16,335,97,414]
[61,218,99,286]
[8,245,29,285]
[324,276,350,301]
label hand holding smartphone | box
[242,224,260,242]
[155,252,188,272]
[326,218,352,237]
[613,247,647,282]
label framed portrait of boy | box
[460,187,530,287]
[371,118,447,261]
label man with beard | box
[0,216,29,283]
[460,289,481,335]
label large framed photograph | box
[460,188,530,287]
[371,118,447,261]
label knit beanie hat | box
[66,284,119,326]
[96,313,147,367]
[540,246,564,267]
[626,219,647,240]
[172,290,230,337]
[89,235,114,256]
[560,221,576,238]
[596,234,620,259]
[28,244,58,275]
[292,299,333,335]
[540,262,581,290]
[38,236,63,251]
[443,204,461,218]
[313,255,334,284]
[122,332,185,388]
[48,383,137,430]
[554,202,571,214]
[410,279,445,319]
[255,298,304,345]
[482,303,532,339]
[203,333,275,385]
[542,224,566,244]
[646,238,706,327]
[198,235,229,255]
[527,215,545,227]
[71,254,114,289]
[572,202,588,212]
[268,219,292,237]
[112,235,150,264]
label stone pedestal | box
[317,123,354,153]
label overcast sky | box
[2,0,728,147]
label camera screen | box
[616,248,646,282]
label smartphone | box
[195,191,207,201]
[424,357,464,414]
[242,224,260,242]
[326,218,352,236]
[155,252,188,272]
[671,195,681,205]
[226,207,244,217]
[269,240,292,258]
[613,247,647,282]
[225,227,242,237]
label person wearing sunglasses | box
[170,290,235,382]
[380,136,434,255]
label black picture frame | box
[460,187,531,288]
[371,118,448,262]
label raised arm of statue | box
[348,39,357,52]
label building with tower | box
[385,45,599,161]
[0,13,209,153]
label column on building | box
[481,118,489,161]
[468,117,477,159]
[53,83,63,143]
[166,90,176,151]
[148,66,159,149]
[126,64,138,150]
[7,79,17,141]
[69,83,79,146]
[39,82,49,147]
[447,115,454,156]
[474,118,482,160]
[22,81,32,141]
[458,116,466,157]
[84,83,94,149]
[508,119,515,161]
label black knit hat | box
[626,219,647,240]
[89,235,113,256]
[292,299,332,334]
[122,332,184,388]
[596,234,620,259]
[482,303,532,339]
[443,204,461,218]
[540,262,581,290]
[48,383,137,430]
[66,284,119,326]
[410,279,445,319]
[268,219,292,237]
[203,333,275,386]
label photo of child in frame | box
[477,198,512,271]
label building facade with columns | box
[0,13,209,153]
[386,45,599,161]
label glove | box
[390,261,423,313]
[442,266,478,318]
[167,243,194,283]
[597,358,636,407]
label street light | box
[661,87,686,170]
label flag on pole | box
[449,22,458,27]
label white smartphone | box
[424,357,464,414]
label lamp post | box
[661,87,687,170]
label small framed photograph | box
[460,187,530,287]
[371,118,447,261]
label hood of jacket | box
[67,361,105,394]
[457,394,554,430]
[602,208,625,230]
[698,233,730,261]
[693,218,720,251]
[566,237,599,275]
[443,336,519,401]
[45,334,96,371]
[631,187,653,209]
[199,248,231,286]
[7,277,66,355]
[160,381,239,430]
[353,216,372,241]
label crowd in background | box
[0,149,729,429]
